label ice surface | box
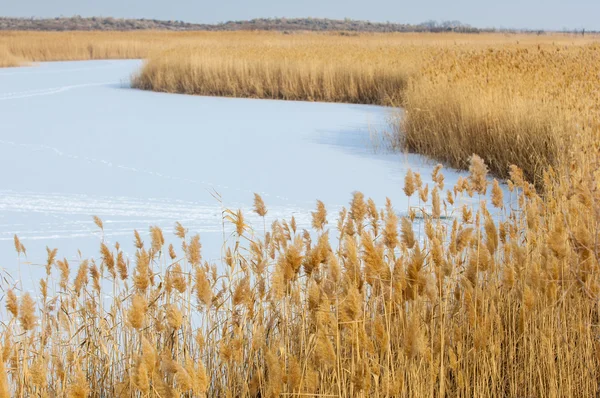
[0,60,508,292]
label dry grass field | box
[0,31,179,62]
[402,43,600,183]
[1,31,599,397]
[3,163,599,397]
[0,44,23,67]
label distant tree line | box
[0,16,595,34]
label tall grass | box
[0,31,185,63]
[3,31,595,66]
[0,44,23,67]
[401,45,600,183]
[132,54,409,105]
[1,158,599,397]
[128,35,432,105]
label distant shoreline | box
[0,16,595,34]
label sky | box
[1,0,597,31]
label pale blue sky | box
[1,0,597,31]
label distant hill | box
[0,16,483,33]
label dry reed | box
[1,156,598,396]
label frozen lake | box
[0,60,492,290]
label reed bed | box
[1,157,599,397]
[0,44,23,67]
[129,37,428,105]
[0,31,187,63]
[401,44,600,183]
[129,32,598,106]
[3,31,594,65]
[132,54,409,105]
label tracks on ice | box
[0,82,119,101]
[0,190,322,241]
